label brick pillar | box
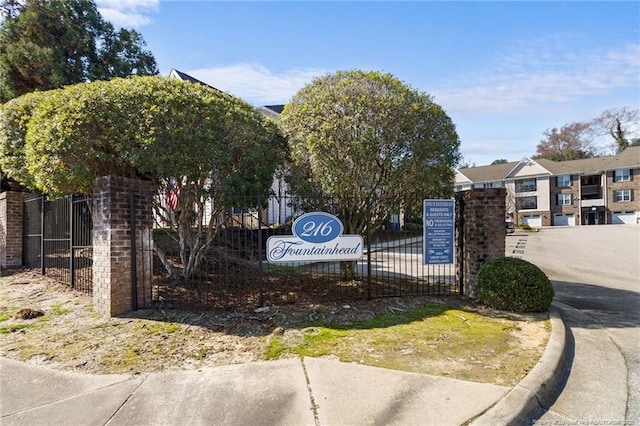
[0,191,25,269]
[455,188,506,298]
[92,176,153,318]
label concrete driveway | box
[508,225,640,423]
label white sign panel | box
[266,212,364,263]
[267,235,364,262]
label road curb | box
[470,304,572,425]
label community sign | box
[266,212,364,263]
[423,199,455,264]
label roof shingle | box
[458,146,640,182]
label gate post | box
[92,176,153,318]
[455,195,465,295]
[455,188,506,297]
[0,191,25,268]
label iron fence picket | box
[22,194,93,294]
[71,195,93,293]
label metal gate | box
[23,195,93,293]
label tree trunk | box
[155,246,178,280]
[340,261,359,280]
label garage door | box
[554,214,575,226]
[612,212,637,224]
[523,215,542,228]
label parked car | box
[505,219,515,234]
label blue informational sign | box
[423,199,455,265]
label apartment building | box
[455,146,640,227]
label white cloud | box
[187,64,329,105]
[96,0,159,28]
[434,39,640,117]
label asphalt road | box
[507,225,640,423]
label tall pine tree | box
[0,0,158,101]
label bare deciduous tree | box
[534,122,595,161]
[590,107,639,153]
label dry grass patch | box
[1,270,548,385]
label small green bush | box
[476,257,554,313]
[402,222,423,231]
[520,224,532,231]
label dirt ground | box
[0,268,550,385]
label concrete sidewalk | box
[1,357,509,426]
[1,301,597,426]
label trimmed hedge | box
[476,257,554,312]
[403,222,423,231]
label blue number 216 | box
[293,212,343,243]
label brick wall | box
[92,176,153,317]
[455,188,506,297]
[549,174,580,223]
[607,168,640,218]
[0,191,25,268]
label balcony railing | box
[581,199,605,208]
[515,186,537,193]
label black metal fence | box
[20,191,456,310]
[23,194,93,294]
[151,193,457,310]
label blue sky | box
[96,1,639,166]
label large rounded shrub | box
[476,257,554,312]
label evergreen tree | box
[0,0,158,101]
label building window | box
[473,183,485,189]
[556,175,571,187]
[490,181,504,188]
[557,193,572,206]
[614,169,631,182]
[516,179,537,193]
[517,196,537,210]
[614,189,632,202]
